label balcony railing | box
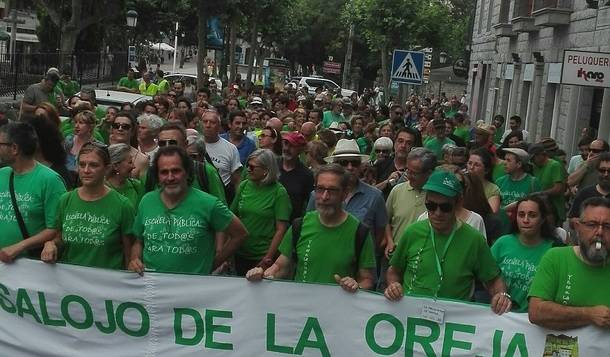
[533,0,572,27]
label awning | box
[148,42,175,52]
[8,33,39,43]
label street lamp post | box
[126,10,138,69]
[438,51,447,99]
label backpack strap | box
[353,222,370,270]
[194,160,210,193]
[144,166,156,193]
[290,217,304,266]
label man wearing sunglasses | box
[568,139,609,193]
[385,170,512,315]
[529,197,610,330]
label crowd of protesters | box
[0,66,608,331]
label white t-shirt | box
[204,137,242,186]
[418,210,487,239]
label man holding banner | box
[246,164,376,292]
[528,196,610,330]
[384,169,512,314]
[128,146,248,275]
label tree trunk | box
[256,46,265,82]
[228,18,237,83]
[59,30,78,73]
[381,42,389,99]
[342,23,355,89]
[245,22,258,85]
[197,0,208,89]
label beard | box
[316,203,340,217]
[580,238,609,264]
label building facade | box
[468,0,610,155]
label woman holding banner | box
[491,194,562,312]
[41,143,135,269]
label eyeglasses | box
[590,148,604,154]
[247,164,263,171]
[394,111,403,115]
[375,149,390,154]
[188,153,201,160]
[598,168,610,175]
[314,186,341,195]
[111,123,132,131]
[158,139,178,147]
[425,201,454,213]
[337,159,361,167]
[579,221,610,234]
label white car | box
[298,77,355,98]
[89,90,152,110]
[164,73,223,90]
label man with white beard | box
[528,196,610,330]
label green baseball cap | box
[423,170,462,197]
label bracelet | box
[499,292,511,299]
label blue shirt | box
[220,133,257,164]
[306,180,388,232]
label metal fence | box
[0,51,128,99]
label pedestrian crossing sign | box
[391,49,425,85]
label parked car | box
[73,89,152,112]
[297,76,355,98]
[164,73,223,90]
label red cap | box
[282,132,307,147]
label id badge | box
[421,303,445,324]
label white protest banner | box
[0,259,607,356]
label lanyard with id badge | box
[420,223,457,325]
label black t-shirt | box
[279,159,314,223]
[569,185,610,218]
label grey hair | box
[407,147,437,172]
[247,149,279,185]
[108,143,131,166]
[187,134,206,159]
[137,113,164,131]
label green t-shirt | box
[424,137,455,159]
[452,126,469,143]
[322,111,344,129]
[493,127,504,145]
[492,162,507,183]
[483,180,501,200]
[0,164,67,249]
[118,76,139,90]
[533,159,566,222]
[139,82,158,96]
[108,178,144,210]
[133,188,234,275]
[231,180,292,260]
[57,189,135,270]
[57,79,80,98]
[491,234,553,312]
[278,212,376,284]
[496,174,542,207]
[390,220,500,300]
[528,247,610,307]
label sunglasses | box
[425,201,454,213]
[598,168,610,175]
[590,148,604,154]
[337,159,361,167]
[158,139,178,147]
[112,123,132,130]
[375,149,390,154]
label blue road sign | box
[391,49,425,85]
